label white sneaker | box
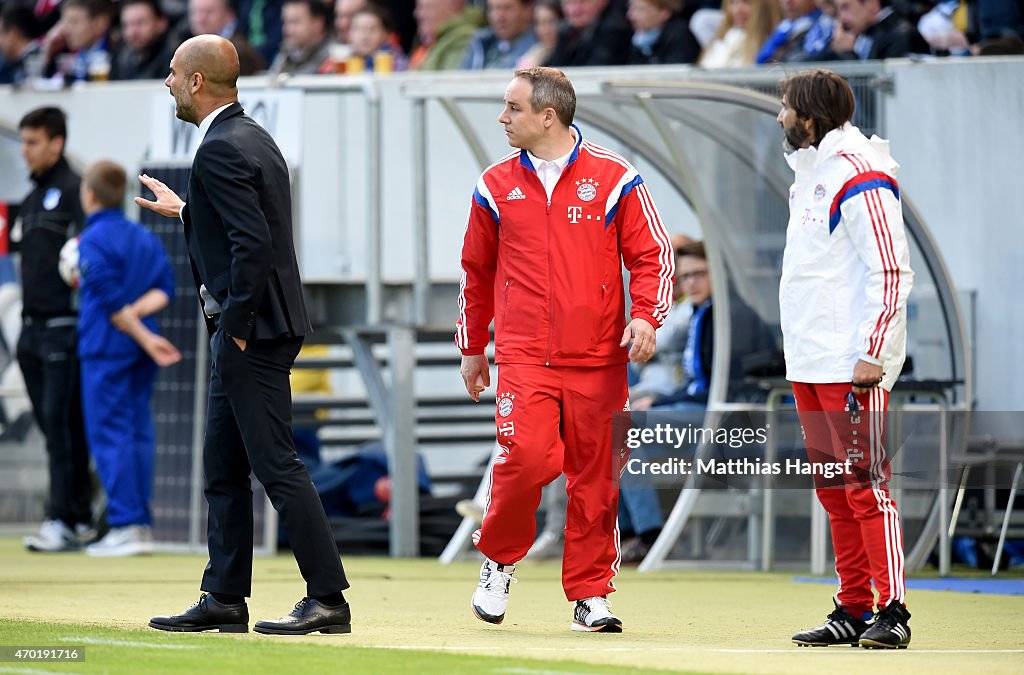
[23,520,78,552]
[85,525,155,557]
[471,558,516,624]
[526,531,563,560]
[572,596,623,633]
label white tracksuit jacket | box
[780,123,914,392]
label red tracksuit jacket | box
[457,127,675,366]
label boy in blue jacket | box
[76,160,180,556]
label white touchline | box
[715,649,1024,654]
[59,637,203,650]
[0,668,82,675]
[371,645,669,652]
[497,669,594,675]
[370,645,1024,655]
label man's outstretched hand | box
[135,174,185,218]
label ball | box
[58,236,81,288]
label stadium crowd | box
[1,0,1022,85]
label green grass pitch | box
[0,536,1021,674]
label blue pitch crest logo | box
[497,392,516,418]
[43,188,62,211]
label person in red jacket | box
[457,66,674,633]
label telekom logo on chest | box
[567,206,603,225]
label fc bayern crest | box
[576,177,599,202]
[497,391,516,418]
[814,184,827,201]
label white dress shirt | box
[181,101,236,317]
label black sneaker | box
[792,600,869,647]
[859,602,911,649]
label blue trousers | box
[80,353,158,527]
[619,442,665,536]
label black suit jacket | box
[547,0,632,66]
[861,12,930,59]
[814,11,929,61]
[183,102,311,341]
[627,17,701,65]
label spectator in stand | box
[187,0,266,74]
[461,0,537,69]
[268,0,334,75]
[113,0,176,80]
[755,0,834,62]
[409,0,485,70]
[346,4,407,71]
[632,240,777,411]
[237,0,284,64]
[336,0,416,53]
[699,0,781,67]
[815,0,929,59]
[0,5,43,85]
[627,0,701,63]
[53,0,118,82]
[546,0,633,66]
[516,0,562,66]
[334,0,368,43]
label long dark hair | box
[780,69,855,146]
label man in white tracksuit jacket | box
[778,70,915,650]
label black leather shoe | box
[253,598,352,635]
[149,593,248,633]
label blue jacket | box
[78,209,175,359]
[459,27,537,70]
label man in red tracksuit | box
[456,67,674,633]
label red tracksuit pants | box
[792,382,907,615]
[473,363,628,601]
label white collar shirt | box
[527,129,578,201]
[196,102,235,147]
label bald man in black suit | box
[140,34,351,636]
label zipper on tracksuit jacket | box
[545,195,553,366]
[524,161,573,367]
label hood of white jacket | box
[785,123,900,177]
